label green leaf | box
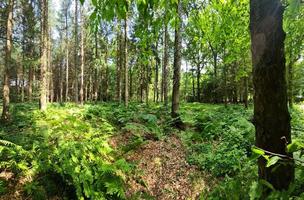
[266,156,281,168]
[252,146,265,156]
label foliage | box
[182,104,254,177]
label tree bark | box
[163,23,169,107]
[171,0,182,122]
[80,7,84,105]
[40,0,48,111]
[1,0,14,121]
[244,76,248,109]
[65,2,69,102]
[250,0,294,192]
[116,21,122,102]
[74,0,79,103]
[288,63,293,108]
[124,17,129,107]
[197,65,201,102]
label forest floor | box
[111,133,210,199]
[0,102,304,199]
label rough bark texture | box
[250,0,294,192]
[1,0,14,121]
[171,0,182,120]
[40,0,48,111]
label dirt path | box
[111,134,208,200]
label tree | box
[1,0,14,121]
[171,0,182,123]
[40,0,48,111]
[74,0,79,103]
[80,6,84,105]
[124,16,129,107]
[250,0,294,193]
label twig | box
[254,146,304,165]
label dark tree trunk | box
[2,0,14,121]
[250,0,294,192]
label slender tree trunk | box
[74,0,79,103]
[1,0,14,121]
[21,56,25,102]
[197,65,201,102]
[288,63,293,108]
[28,60,33,101]
[65,5,69,102]
[124,17,129,107]
[163,23,169,107]
[40,0,48,111]
[250,0,294,192]
[192,68,195,101]
[171,0,182,121]
[104,42,109,101]
[244,76,248,109]
[116,21,122,102]
[80,7,84,105]
[184,61,189,102]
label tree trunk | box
[124,17,129,107]
[80,7,84,105]
[288,63,293,108]
[250,0,294,192]
[197,65,201,102]
[1,0,14,121]
[171,0,182,122]
[116,21,122,102]
[163,23,169,107]
[104,42,109,101]
[40,0,48,111]
[244,76,248,109]
[74,0,79,103]
[65,3,69,102]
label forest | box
[0,0,304,199]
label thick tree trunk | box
[1,0,14,121]
[40,0,48,111]
[250,0,294,192]
[171,0,182,122]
